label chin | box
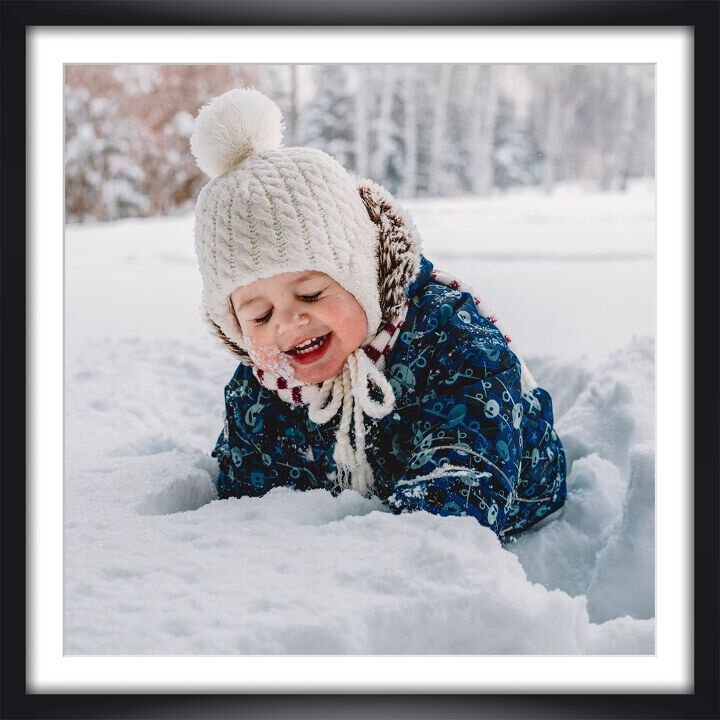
[295,356,345,384]
[296,367,338,384]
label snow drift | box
[65,186,655,654]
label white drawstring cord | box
[307,347,396,495]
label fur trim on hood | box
[204,179,422,364]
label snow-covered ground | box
[64,182,656,654]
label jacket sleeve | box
[211,426,233,500]
[386,291,524,535]
[210,367,280,499]
[210,366,328,499]
[210,377,245,500]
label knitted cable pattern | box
[195,147,382,354]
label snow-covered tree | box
[467,65,498,195]
[298,65,355,169]
[399,65,418,197]
[65,63,655,223]
[527,65,566,194]
[368,65,400,182]
[493,93,542,191]
[258,65,302,146]
[65,85,148,222]
[425,65,454,195]
[65,64,263,222]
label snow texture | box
[65,184,655,654]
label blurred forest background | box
[64,64,655,223]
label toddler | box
[191,88,566,537]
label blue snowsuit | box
[212,255,566,536]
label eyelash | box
[252,291,324,326]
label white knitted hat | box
[191,87,381,352]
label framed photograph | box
[2,1,717,718]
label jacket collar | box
[405,255,434,300]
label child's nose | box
[275,306,310,336]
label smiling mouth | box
[286,333,332,362]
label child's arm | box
[211,421,234,499]
[210,367,273,499]
[210,388,241,499]
[211,365,328,499]
[386,292,525,535]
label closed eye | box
[253,310,272,325]
[300,290,323,302]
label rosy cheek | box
[336,297,368,344]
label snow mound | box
[138,455,218,516]
[64,335,655,654]
[587,442,655,622]
[508,338,655,625]
[508,454,626,600]
[64,196,655,655]
[585,615,655,654]
[66,483,650,655]
[555,336,654,473]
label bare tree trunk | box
[465,66,482,193]
[370,65,397,180]
[480,67,499,195]
[401,65,417,197]
[615,66,641,192]
[353,65,369,178]
[467,65,498,195]
[428,64,452,195]
[541,69,561,195]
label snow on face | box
[244,333,297,380]
[230,271,368,384]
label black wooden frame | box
[2,1,718,718]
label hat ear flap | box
[204,309,253,365]
[357,179,422,324]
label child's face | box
[230,271,368,384]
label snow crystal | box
[244,334,296,380]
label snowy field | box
[65,183,656,654]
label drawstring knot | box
[308,348,396,495]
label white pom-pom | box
[190,87,284,178]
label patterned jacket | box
[211,246,566,536]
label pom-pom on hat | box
[190,88,285,178]
[190,87,382,354]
